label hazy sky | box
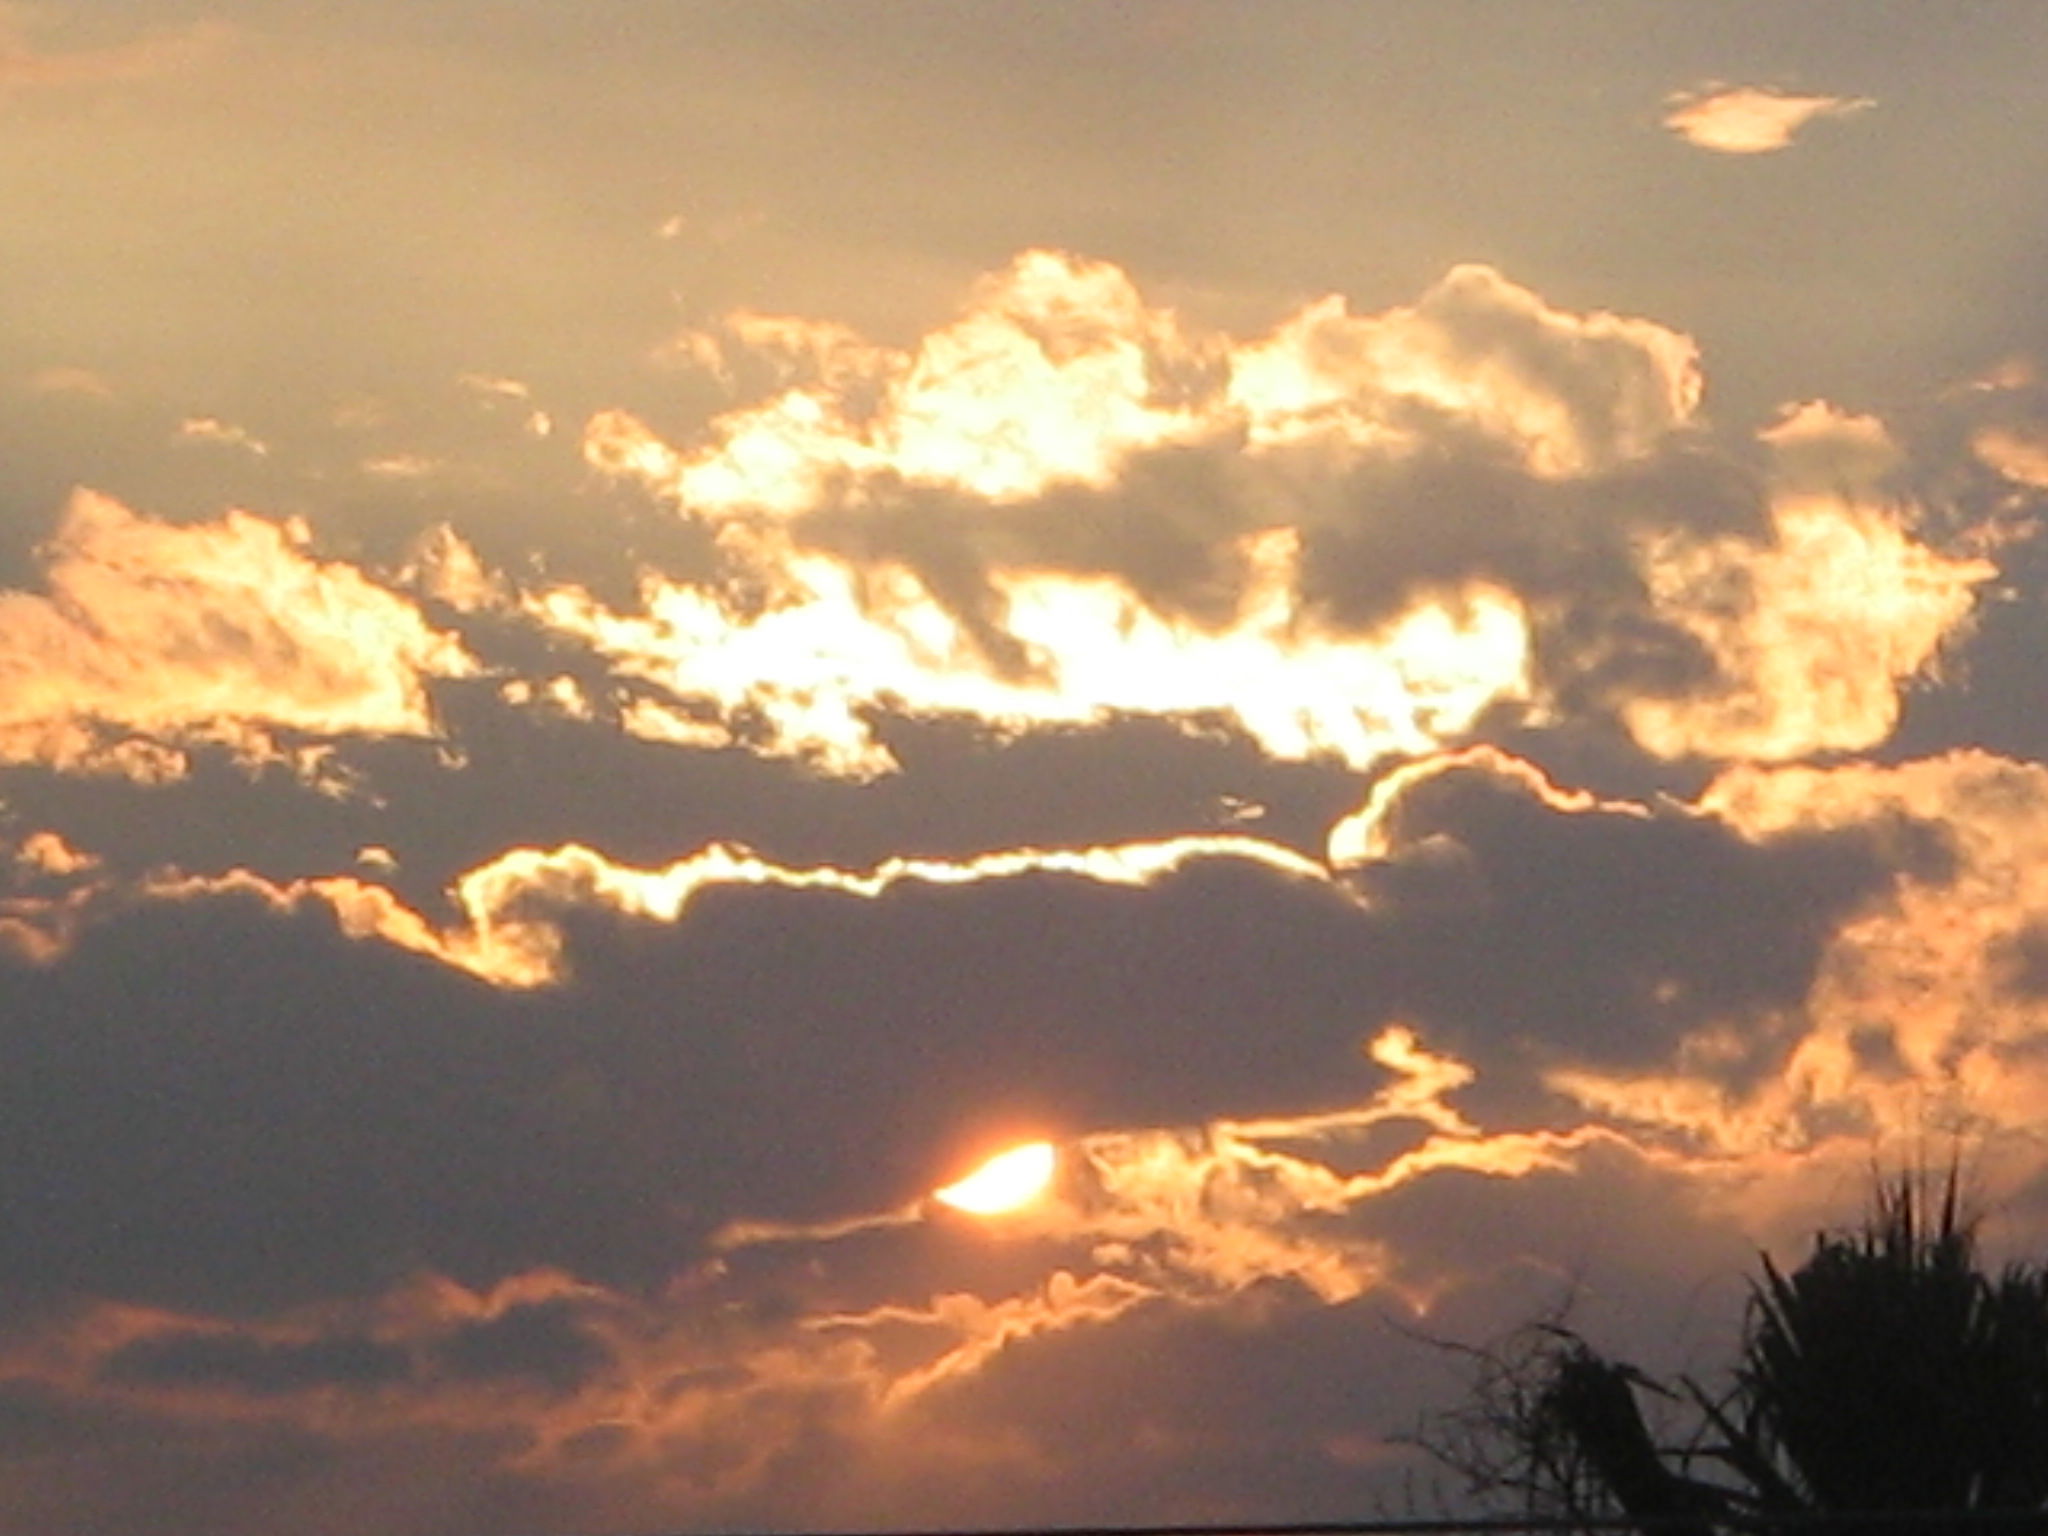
[5,4,2048,1532]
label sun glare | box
[934,1141,1057,1216]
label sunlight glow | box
[934,1141,1057,1216]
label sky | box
[4,2,2048,1532]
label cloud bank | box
[0,180,2044,1533]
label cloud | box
[1701,753,2048,1120]
[1623,404,1989,760]
[1976,423,2048,490]
[0,11,2044,1532]
[0,825,104,963]
[1498,748,2048,1185]
[184,830,1334,990]
[175,417,269,456]
[0,732,2033,1532]
[1227,263,1701,477]
[23,365,112,399]
[1324,745,1935,1077]
[525,531,1530,778]
[553,259,1999,778]
[0,1001,1709,1532]
[1663,84,1874,154]
[0,987,1785,1536]
[559,254,1722,774]
[0,490,474,779]
[0,736,1930,1298]
[0,13,229,91]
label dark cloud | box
[0,690,1357,907]
[1351,753,1952,1079]
[102,1330,413,1396]
[1295,439,1768,719]
[0,890,667,1311]
[805,440,1265,639]
[0,740,1948,1324]
[1992,922,2048,1000]
[431,1298,615,1396]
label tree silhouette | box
[1421,1170,2048,1534]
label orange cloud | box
[688,1023,1682,1426]
[554,253,1728,775]
[559,256,1998,775]
[1549,751,2048,1161]
[1053,1031,1622,1308]
[1975,424,2048,490]
[0,490,475,779]
[724,1027,1636,1332]
[600,251,1699,516]
[79,829,1333,988]
[1327,744,1647,869]
[527,528,1529,778]
[1228,263,1701,475]
[0,827,105,964]
[176,416,268,455]
[1624,404,1989,760]
[389,832,1332,989]
[818,1270,1157,1407]
[1664,84,1873,154]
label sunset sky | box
[6,4,2048,1532]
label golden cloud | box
[0,490,474,778]
[1975,423,2048,490]
[690,1022,1670,1427]
[1227,263,1701,476]
[621,252,1216,515]
[1623,404,1989,761]
[176,416,268,456]
[1054,1031,1623,1309]
[1326,744,1647,869]
[564,261,1990,774]
[361,832,1331,989]
[0,827,105,964]
[1550,751,2048,1159]
[817,1270,1157,1407]
[67,828,1330,989]
[526,529,1530,777]
[1664,84,1873,154]
[554,254,1734,775]
[603,251,1700,514]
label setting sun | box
[933,1141,1057,1215]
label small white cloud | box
[177,416,268,456]
[1664,84,1872,154]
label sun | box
[933,1140,1057,1216]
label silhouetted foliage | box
[1419,1169,2048,1534]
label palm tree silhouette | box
[1427,1169,2048,1534]
[1706,1172,2048,1530]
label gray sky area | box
[4,4,2048,1532]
